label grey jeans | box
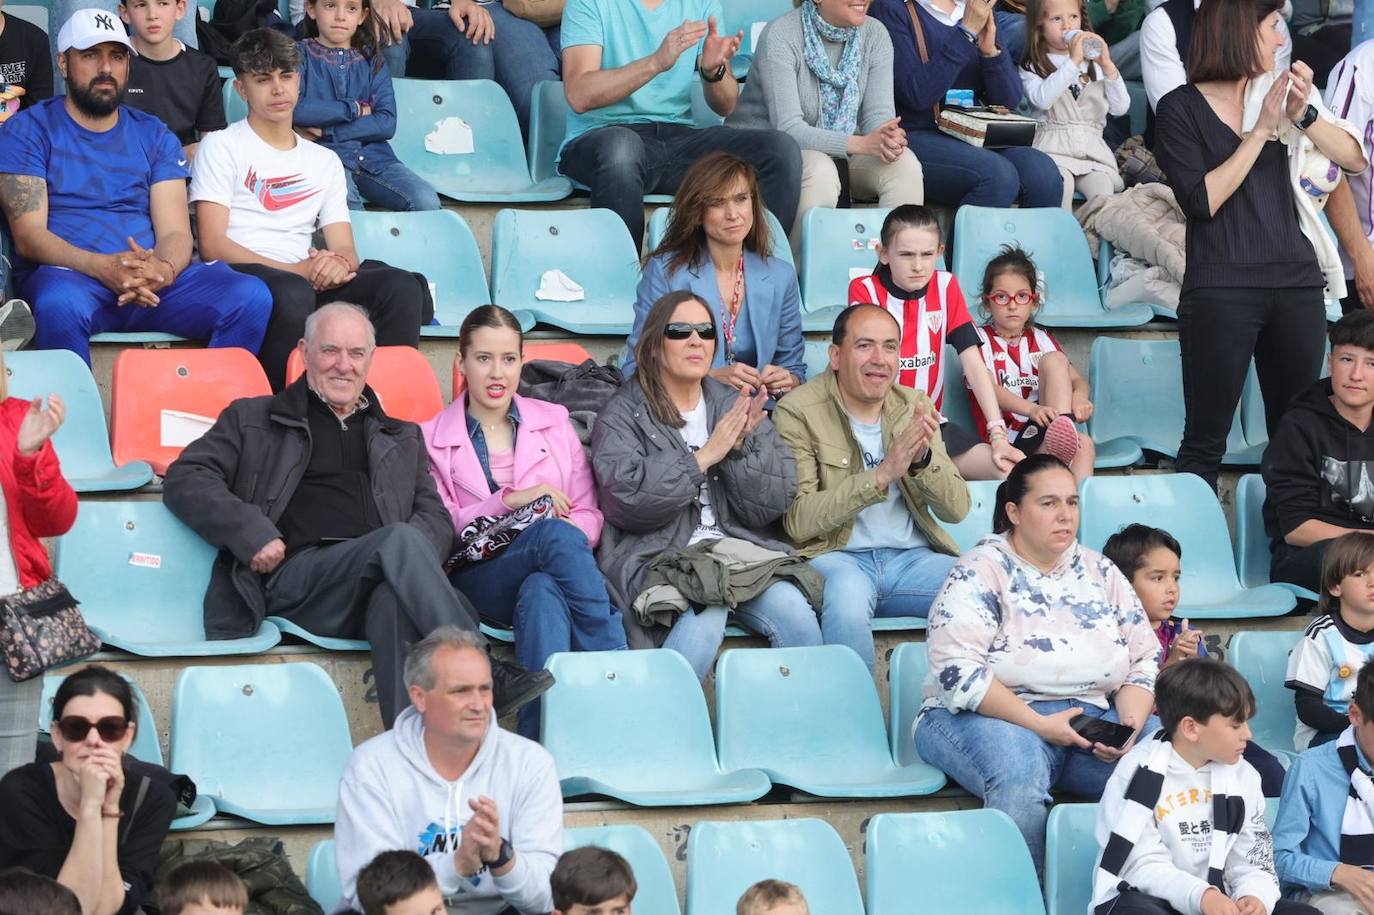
[0,675,40,777]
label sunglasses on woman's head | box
[984,291,1038,306]
[56,716,129,743]
[663,322,716,341]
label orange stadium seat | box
[451,342,595,400]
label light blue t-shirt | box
[845,417,928,552]
[559,0,723,155]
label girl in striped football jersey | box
[847,205,1024,480]
[972,245,1096,481]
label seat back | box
[110,348,270,475]
[1235,474,1273,589]
[934,478,1001,554]
[645,208,794,266]
[285,346,444,423]
[798,207,892,315]
[349,210,492,332]
[564,826,680,915]
[490,208,639,334]
[1079,474,1247,606]
[451,341,595,399]
[1044,804,1099,915]
[887,641,933,766]
[1228,630,1302,758]
[306,840,342,914]
[527,80,569,184]
[714,646,897,780]
[685,819,864,915]
[866,810,1046,915]
[223,78,246,122]
[6,0,48,31]
[720,0,793,57]
[39,671,163,765]
[169,662,353,823]
[939,344,975,430]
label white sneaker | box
[0,300,34,351]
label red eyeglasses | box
[983,290,1039,307]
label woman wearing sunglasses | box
[0,666,175,915]
[624,152,807,401]
[592,291,823,676]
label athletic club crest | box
[925,310,943,333]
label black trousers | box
[233,260,429,391]
[1273,540,1330,595]
[1100,891,1320,914]
[264,524,482,726]
[1176,286,1327,488]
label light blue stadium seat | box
[349,209,530,338]
[169,662,353,824]
[720,0,792,77]
[952,207,1153,328]
[541,650,770,805]
[6,350,153,492]
[392,79,571,202]
[867,809,1046,915]
[934,478,1001,554]
[1045,803,1098,915]
[803,340,831,378]
[223,78,247,122]
[6,0,49,32]
[306,840,341,914]
[886,641,957,773]
[54,501,281,656]
[1234,474,1320,602]
[1079,474,1295,619]
[1125,80,1148,137]
[714,646,945,797]
[490,208,639,334]
[1228,630,1302,764]
[798,207,896,331]
[685,818,864,915]
[565,826,680,915]
[264,616,369,652]
[645,207,792,266]
[1085,337,1259,464]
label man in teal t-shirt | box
[558,0,800,247]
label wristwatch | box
[1293,104,1319,131]
[700,62,727,83]
[490,838,515,870]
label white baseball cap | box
[57,9,135,53]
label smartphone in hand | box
[1069,715,1136,749]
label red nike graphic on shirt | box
[244,167,321,211]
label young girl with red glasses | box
[971,245,1096,481]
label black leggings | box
[1100,891,1320,914]
[1272,540,1330,595]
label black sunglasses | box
[57,715,129,743]
[664,322,716,341]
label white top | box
[1020,52,1131,116]
[189,120,350,264]
[916,0,967,28]
[0,487,20,597]
[844,416,927,552]
[1325,39,1374,279]
[1140,0,1292,110]
[678,400,724,545]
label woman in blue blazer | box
[624,152,807,398]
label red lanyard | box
[720,256,744,365]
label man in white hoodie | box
[335,627,563,915]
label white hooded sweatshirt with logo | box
[334,706,562,914]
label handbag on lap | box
[443,495,556,573]
[1,578,99,682]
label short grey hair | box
[403,626,487,691]
[303,302,376,348]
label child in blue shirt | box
[294,0,438,211]
[1275,657,1374,913]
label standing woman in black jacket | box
[1155,0,1365,489]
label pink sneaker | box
[1039,415,1080,467]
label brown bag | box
[1,578,99,682]
[500,0,563,27]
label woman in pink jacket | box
[422,305,626,738]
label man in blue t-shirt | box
[0,8,272,363]
[558,0,801,248]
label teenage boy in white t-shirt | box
[189,28,429,391]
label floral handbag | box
[443,495,556,573]
[1,579,100,682]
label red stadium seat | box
[451,342,595,400]
[285,346,444,424]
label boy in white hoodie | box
[334,627,563,915]
[1090,659,1319,915]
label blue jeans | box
[809,547,956,672]
[449,518,626,738]
[993,9,1027,63]
[22,262,272,363]
[485,2,560,136]
[907,128,1063,208]
[661,581,823,680]
[915,698,1162,874]
[343,160,441,211]
[558,122,802,249]
[380,7,493,80]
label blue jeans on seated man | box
[485,2,560,136]
[22,262,273,363]
[808,547,957,672]
[558,122,803,249]
[661,581,823,681]
[380,6,494,80]
[907,128,1063,209]
[449,518,627,739]
[343,160,442,212]
[915,698,1162,874]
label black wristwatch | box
[700,62,727,83]
[1294,103,1319,131]
[490,838,514,870]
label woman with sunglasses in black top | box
[591,290,824,676]
[0,667,175,915]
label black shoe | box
[491,658,554,718]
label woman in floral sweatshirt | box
[914,453,1160,873]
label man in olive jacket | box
[163,303,550,727]
[773,303,970,671]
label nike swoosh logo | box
[177,159,187,166]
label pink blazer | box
[421,393,604,547]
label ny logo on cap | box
[94,13,115,29]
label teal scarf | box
[800,0,864,135]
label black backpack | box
[197,0,290,66]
